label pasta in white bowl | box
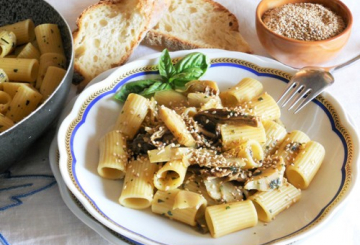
[58,49,359,245]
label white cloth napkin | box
[1,0,359,245]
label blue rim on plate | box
[58,50,358,245]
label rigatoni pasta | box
[154,158,189,191]
[0,31,16,57]
[36,52,66,89]
[97,130,128,179]
[114,93,149,139]
[0,91,11,113]
[248,180,301,222]
[98,76,325,239]
[220,123,266,150]
[34,23,64,55]
[286,141,325,189]
[119,157,158,209]
[0,113,14,132]
[152,189,207,226]
[40,66,66,100]
[220,77,263,106]
[0,19,67,133]
[205,200,258,238]
[0,19,35,45]
[17,42,41,60]
[0,58,39,82]
[5,85,42,123]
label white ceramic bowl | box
[58,49,359,245]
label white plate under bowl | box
[57,49,359,245]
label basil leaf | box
[114,79,160,102]
[169,67,205,89]
[174,52,210,75]
[158,49,176,80]
[140,81,172,97]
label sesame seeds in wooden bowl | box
[256,0,353,68]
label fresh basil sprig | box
[114,49,210,102]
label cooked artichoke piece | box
[203,177,244,203]
[244,157,285,191]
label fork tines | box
[277,81,314,114]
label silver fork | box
[277,54,360,114]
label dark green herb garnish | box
[114,49,210,102]
[1,38,9,44]
[269,178,281,189]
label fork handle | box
[328,54,360,73]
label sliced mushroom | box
[194,108,260,132]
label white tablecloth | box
[1,0,359,244]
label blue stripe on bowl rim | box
[66,59,351,245]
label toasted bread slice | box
[144,0,251,53]
[73,0,169,90]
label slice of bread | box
[144,0,251,53]
[73,0,169,90]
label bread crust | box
[144,0,251,53]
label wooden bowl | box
[256,0,353,68]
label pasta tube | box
[0,68,9,85]
[114,93,149,139]
[275,130,310,166]
[0,91,12,114]
[2,82,31,98]
[40,66,66,101]
[224,139,264,169]
[158,106,196,147]
[220,123,266,150]
[97,130,128,179]
[0,58,39,82]
[17,42,40,60]
[147,145,192,163]
[245,92,281,121]
[154,89,187,108]
[286,141,325,189]
[5,85,42,123]
[205,200,258,238]
[262,120,287,156]
[154,158,189,191]
[249,180,301,222]
[0,113,14,132]
[119,157,158,209]
[0,19,35,45]
[36,52,66,89]
[187,93,222,110]
[34,23,64,55]
[152,189,207,226]
[220,77,263,106]
[0,31,16,57]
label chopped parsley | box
[269,178,281,189]
[1,38,9,44]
